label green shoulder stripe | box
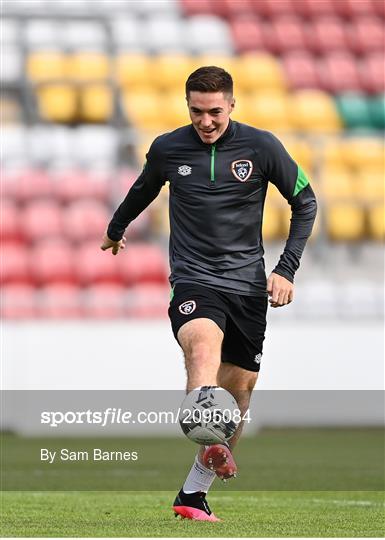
[293,165,310,197]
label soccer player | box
[101,66,317,521]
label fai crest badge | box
[231,160,253,182]
[179,300,196,315]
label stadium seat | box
[1,284,37,319]
[318,52,361,93]
[80,84,114,123]
[150,54,194,92]
[144,16,185,54]
[67,52,110,82]
[29,240,75,285]
[261,203,283,240]
[180,0,215,17]
[24,19,60,50]
[340,137,384,170]
[2,126,27,164]
[185,16,234,55]
[27,52,67,83]
[325,204,366,241]
[293,0,336,18]
[23,199,63,242]
[354,168,384,204]
[347,16,384,54]
[62,200,110,243]
[289,90,342,132]
[53,169,110,203]
[121,90,164,130]
[334,0,375,18]
[368,204,385,241]
[14,169,53,201]
[233,53,285,93]
[1,47,22,85]
[1,243,30,283]
[193,53,235,76]
[36,84,77,123]
[211,0,255,18]
[38,284,83,318]
[229,16,266,53]
[359,53,385,94]
[264,16,307,54]
[1,18,20,45]
[74,241,121,284]
[246,92,292,131]
[283,138,314,173]
[73,126,118,166]
[62,21,107,51]
[281,51,320,90]
[321,167,355,200]
[368,94,385,129]
[115,54,152,88]
[159,91,191,129]
[110,17,143,51]
[1,200,22,242]
[306,16,348,53]
[118,243,169,285]
[254,0,295,17]
[126,283,169,318]
[336,93,372,129]
[84,283,126,318]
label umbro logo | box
[179,300,196,315]
[254,353,262,364]
[178,165,191,176]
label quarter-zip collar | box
[190,119,236,148]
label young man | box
[101,66,317,521]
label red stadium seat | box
[373,0,385,17]
[118,243,169,285]
[211,0,254,18]
[84,283,125,318]
[334,0,375,18]
[281,52,320,90]
[318,52,361,93]
[1,284,37,319]
[230,16,266,53]
[23,199,63,242]
[53,170,110,203]
[127,284,169,318]
[347,17,384,54]
[1,199,22,242]
[306,17,348,54]
[62,200,110,243]
[254,0,295,17]
[1,243,30,284]
[38,284,83,318]
[74,241,120,285]
[180,0,214,16]
[359,53,385,93]
[15,169,53,202]
[2,170,19,200]
[29,239,75,285]
[264,16,307,54]
[294,0,336,18]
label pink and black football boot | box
[172,489,220,522]
[202,444,237,481]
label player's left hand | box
[266,272,293,308]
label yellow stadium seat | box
[27,52,67,82]
[151,55,195,92]
[262,202,282,240]
[354,168,384,204]
[80,84,113,123]
[115,54,152,89]
[340,138,384,170]
[37,84,77,123]
[321,167,355,201]
[368,204,385,241]
[289,90,342,133]
[233,53,286,93]
[159,92,190,130]
[194,54,236,78]
[282,138,314,173]
[122,90,164,130]
[246,92,292,131]
[326,204,366,241]
[67,52,110,82]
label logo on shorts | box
[231,160,253,182]
[179,300,196,315]
[178,165,192,176]
[254,353,262,364]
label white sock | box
[183,455,216,494]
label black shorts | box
[168,282,268,372]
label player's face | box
[187,91,235,144]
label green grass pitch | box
[1,429,384,537]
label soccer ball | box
[178,386,240,445]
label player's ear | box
[230,97,235,113]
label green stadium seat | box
[336,93,372,129]
[368,94,385,129]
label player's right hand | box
[100,233,126,255]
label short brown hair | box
[186,66,233,97]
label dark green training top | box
[107,120,317,296]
